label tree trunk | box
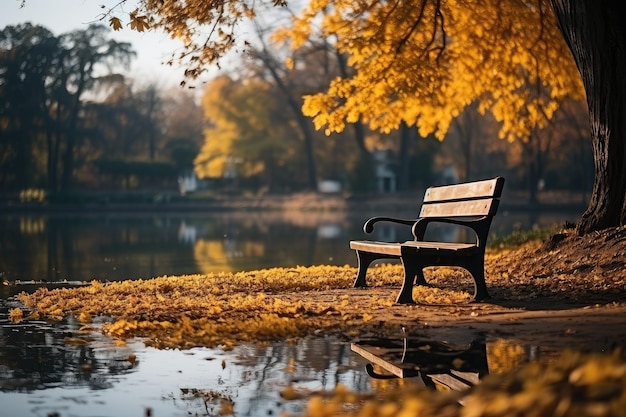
[335,49,370,156]
[256,47,318,190]
[46,103,62,194]
[60,111,77,192]
[397,122,411,191]
[350,120,369,156]
[550,0,626,234]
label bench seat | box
[350,241,478,257]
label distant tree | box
[88,79,192,189]
[248,26,318,190]
[0,24,59,191]
[134,83,163,160]
[447,102,484,182]
[161,89,205,174]
[55,24,135,191]
[528,98,592,197]
[197,75,301,191]
[162,88,205,148]
[195,76,242,180]
[91,81,143,160]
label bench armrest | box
[411,217,490,246]
[363,216,418,233]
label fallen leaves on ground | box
[16,264,403,348]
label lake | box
[0,208,581,417]
[0,209,576,286]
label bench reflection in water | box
[351,336,489,392]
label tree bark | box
[550,0,626,234]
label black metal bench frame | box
[349,177,505,303]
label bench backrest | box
[419,177,505,218]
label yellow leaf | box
[64,337,88,345]
[109,17,123,31]
[8,308,23,324]
[130,15,150,32]
[78,311,92,323]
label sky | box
[1,0,204,89]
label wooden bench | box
[350,177,505,303]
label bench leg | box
[467,258,489,301]
[353,250,379,288]
[396,260,420,304]
[414,269,429,286]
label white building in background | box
[178,170,199,195]
[318,180,342,193]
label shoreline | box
[0,190,588,214]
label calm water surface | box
[0,209,582,417]
[0,209,574,285]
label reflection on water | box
[351,337,490,382]
[0,314,137,392]
[0,210,574,287]
[350,336,536,393]
[1,301,373,416]
[0,212,358,284]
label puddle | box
[0,332,370,416]
[1,339,365,417]
[1,295,374,417]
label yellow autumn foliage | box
[195,76,242,179]
[275,0,584,142]
[110,0,584,145]
[194,74,293,180]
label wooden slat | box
[428,373,473,392]
[423,177,504,202]
[400,241,476,251]
[450,370,481,385]
[350,240,477,255]
[350,343,409,378]
[349,241,402,256]
[419,198,498,217]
